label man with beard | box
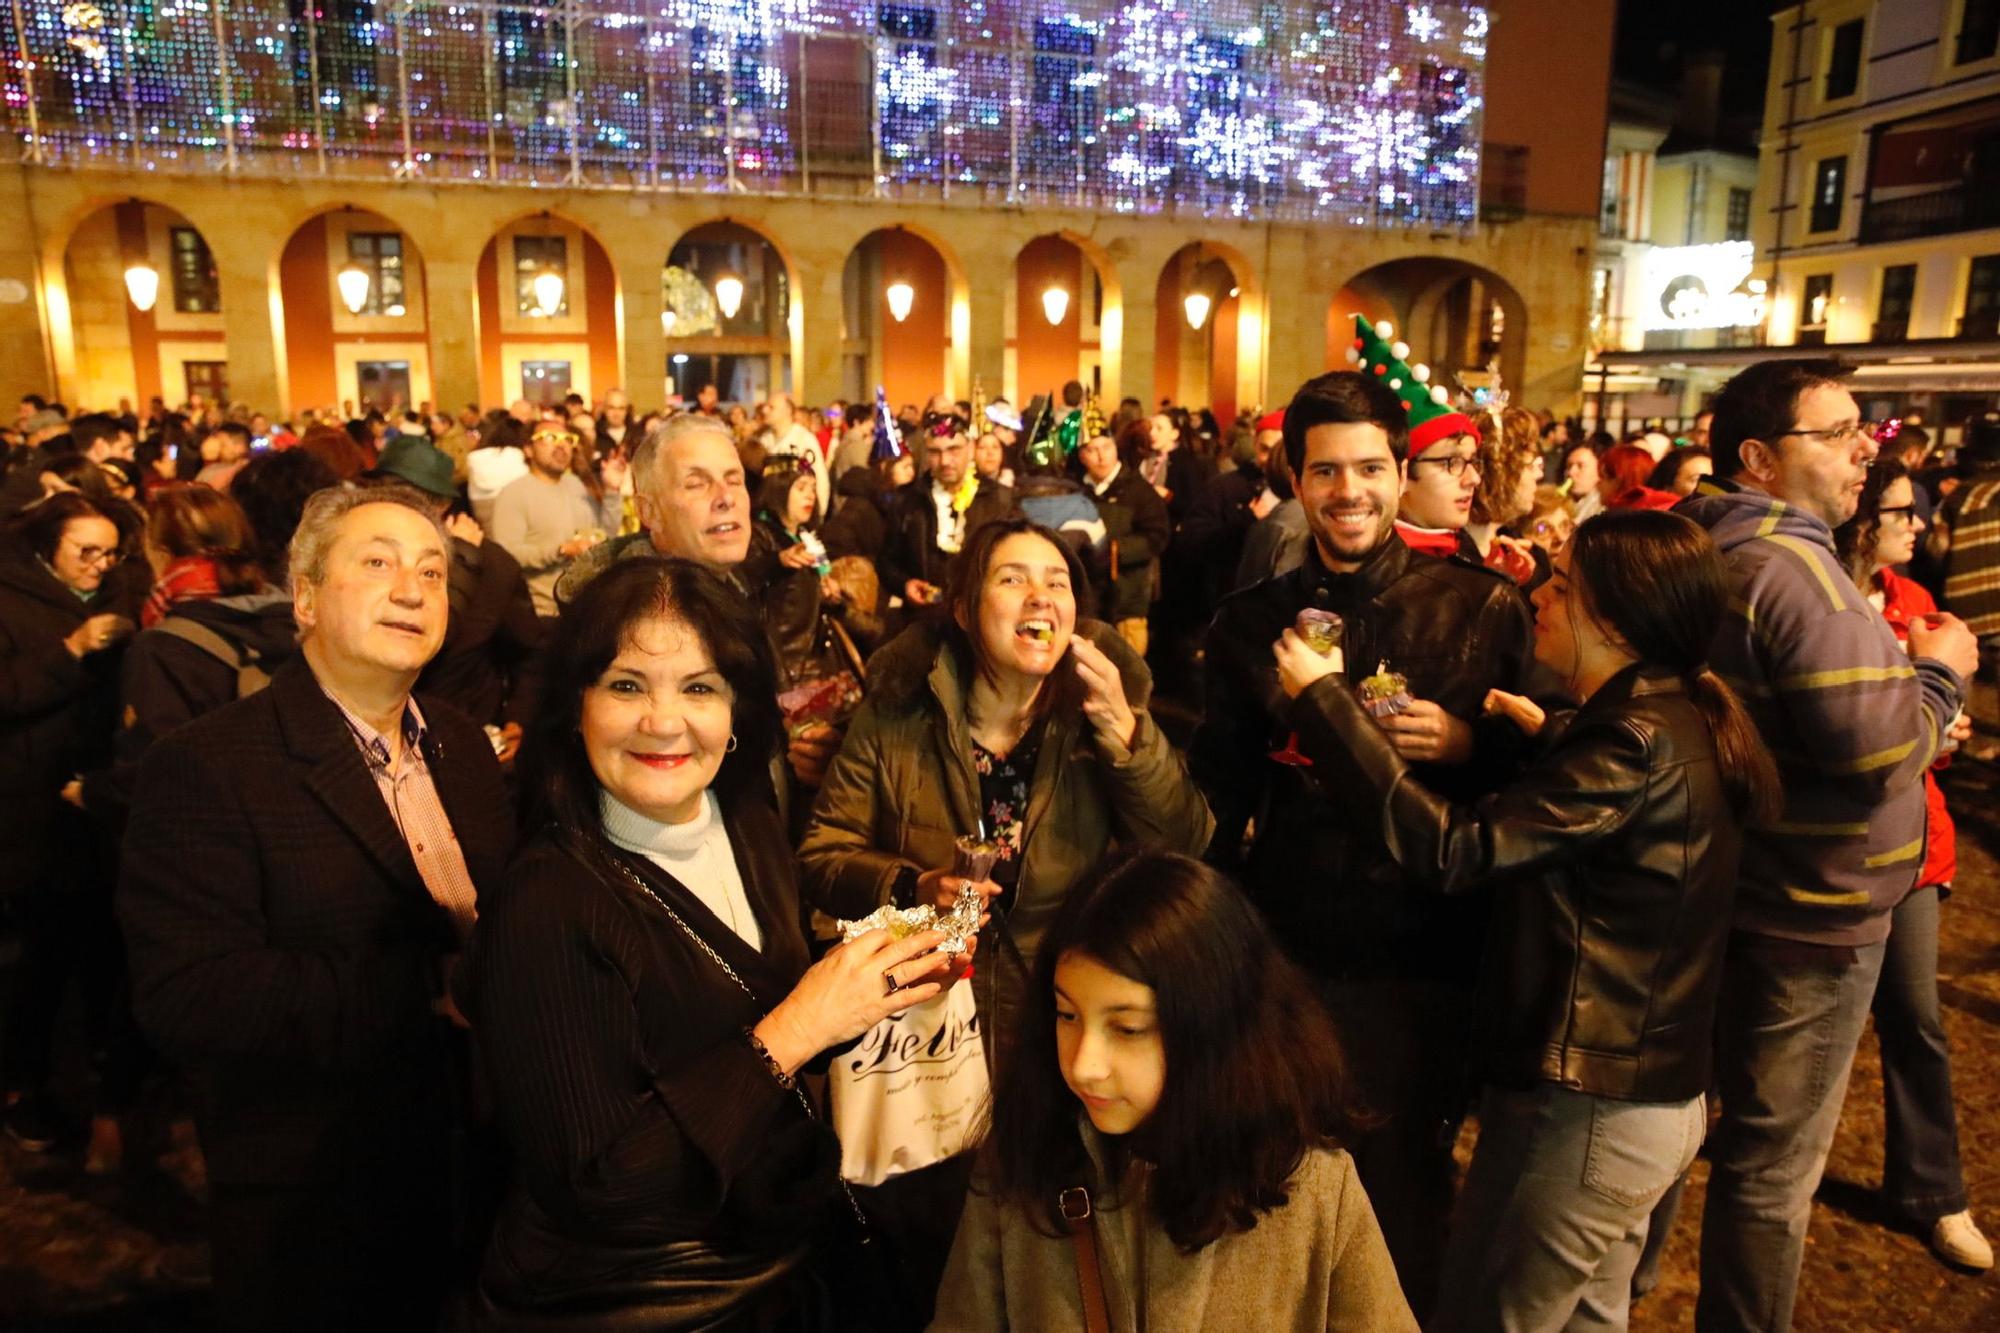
[880,420,1016,610]
[489,422,614,617]
[1190,370,1537,1320]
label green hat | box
[375,436,455,499]
[1343,314,1480,453]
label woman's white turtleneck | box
[601,789,762,952]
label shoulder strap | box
[1060,1186,1112,1333]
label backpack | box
[152,615,272,698]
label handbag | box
[828,980,989,1186]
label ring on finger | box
[883,968,900,996]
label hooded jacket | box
[1677,479,1963,945]
[796,620,1213,1047]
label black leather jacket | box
[1291,664,1741,1102]
[1189,535,1537,981]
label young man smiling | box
[1190,370,1537,1318]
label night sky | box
[1614,0,1785,136]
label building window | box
[1875,264,1916,341]
[347,232,405,317]
[170,228,220,314]
[1957,0,2000,65]
[356,360,412,413]
[514,235,569,317]
[520,360,573,406]
[1727,187,1752,241]
[1800,273,1834,345]
[1965,254,2000,337]
[1810,156,1846,233]
[1825,20,1864,100]
[183,360,228,406]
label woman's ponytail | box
[1685,667,1780,824]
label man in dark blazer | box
[119,485,513,1332]
[879,421,1016,609]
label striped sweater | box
[1678,481,1964,946]
[1941,464,2000,637]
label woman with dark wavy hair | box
[932,849,1413,1329]
[1274,508,1778,1333]
[461,556,961,1329]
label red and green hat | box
[1343,314,1480,455]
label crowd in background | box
[1,359,1999,1332]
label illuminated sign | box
[1640,241,1768,332]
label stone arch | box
[473,210,622,407]
[1329,257,1528,401]
[274,205,436,414]
[1154,239,1263,426]
[53,198,225,411]
[1006,231,1123,411]
[840,224,970,411]
[661,216,805,406]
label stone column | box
[205,231,282,412]
[425,255,482,414]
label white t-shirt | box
[601,789,762,952]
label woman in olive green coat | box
[797,516,1214,1060]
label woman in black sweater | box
[462,557,960,1329]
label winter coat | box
[930,1128,1414,1333]
[1875,568,1957,891]
[0,548,145,886]
[1084,466,1171,624]
[420,533,546,729]
[1677,480,1962,945]
[796,620,1213,1049]
[879,475,1018,596]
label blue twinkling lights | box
[0,0,1486,225]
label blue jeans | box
[1431,1084,1705,1333]
[1874,886,1968,1220]
[1696,933,1888,1332]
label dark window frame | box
[346,231,406,317]
[169,227,220,314]
[1800,273,1835,345]
[1810,156,1847,233]
[1957,0,2000,65]
[1825,20,1864,101]
[1727,187,1752,241]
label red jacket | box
[1878,569,1956,890]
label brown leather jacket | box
[1290,664,1742,1102]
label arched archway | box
[58,199,226,411]
[475,212,621,408]
[275,205,434,414]
[1154,241,1260,425]
[662,219,800,407]
[1007,232,1121,410]
[1329,259,1527,400]
[840,225,967,412]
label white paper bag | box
[829,982,988,1186]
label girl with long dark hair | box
[1274,508,1779,1332]
[932,849,1414,1329]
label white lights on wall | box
[1640,242,1767,332]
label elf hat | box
[1342,314,1480,455]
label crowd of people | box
[1,351,1997,1332]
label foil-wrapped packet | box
[837,884,984,956]
[1359,660,1413,719]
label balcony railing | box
[1872,319,1910,342]
[1860,185,2000,244]
[0,0,1493,228]
[1962,311,2000,338]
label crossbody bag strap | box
[1059,1186,1111,1333]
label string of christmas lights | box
[1,0,1486,226]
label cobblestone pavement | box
[3,688,1998,1330]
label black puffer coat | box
[0,548,145,886]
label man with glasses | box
[1192,370,1537,1317]
[1678,359,1977,1331]
[1394,424,1483,561]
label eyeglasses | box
[1782,421,1883,448]
[1415,453,1481,478]
[61,539,121,566]
[1877,503,1919,524]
